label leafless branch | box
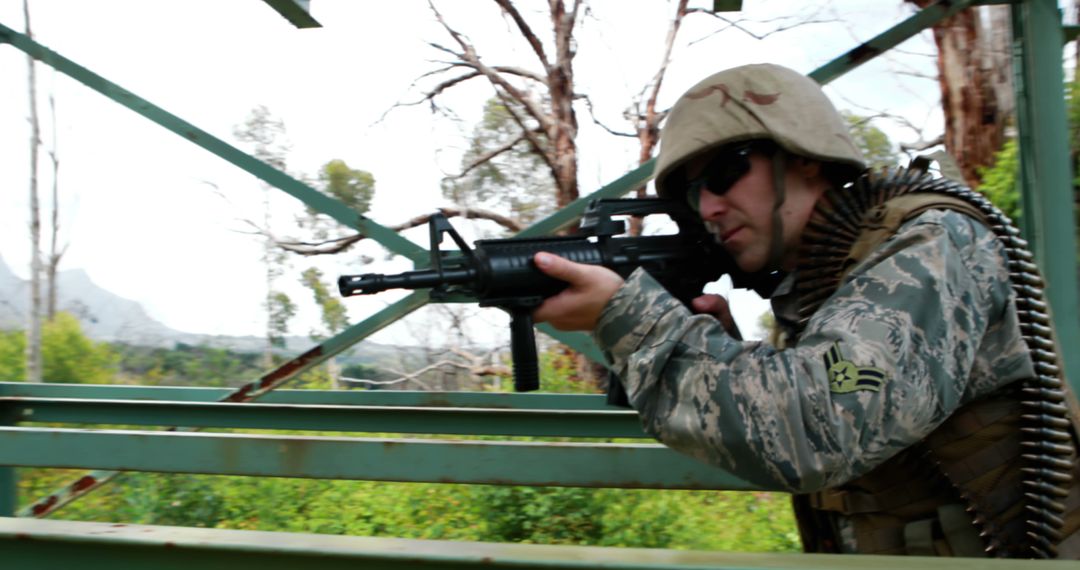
[496,90,557,173]
[445,132,528,180]
[640,0,688,117]
[684,8,837,45]
[579,94,635,137]
[342,348,510,389]
[837,94,936,139]
[385,61,547,125]
[429,1,554,134]
[400,70,485,110]
[899,134,945,152]
[494,0,551,73]
[892,69,938,81]
[266,207,526,256]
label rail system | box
[1,0,1078,567]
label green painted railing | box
[7,518,1076,570]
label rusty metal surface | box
[2,517,1074,570]
[0,426,752,490]
[16,292,429,517]
[0,382,614,409]
[0,397,646,438]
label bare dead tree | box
[623,0,689,236]
[340,347,510,391]
[46,91,68,322]
[906,1,1013,187]
[24,0,43,383]
[401,1,583,210]
[408,2,837,383]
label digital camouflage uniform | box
[599,64,1080,557]
[596,206,1030,494]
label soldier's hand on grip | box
[691,293,742,339]
[531,252,624,331]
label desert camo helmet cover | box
[654,63,866,200]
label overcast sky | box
[0,1,947,347]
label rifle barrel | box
[337,267,476,296]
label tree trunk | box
[628,0,688,236]
[909,2,1011,188]
[549,0,579,209]
[46,92,62,322]
[24,0,43,383]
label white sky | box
[0,1,947,347]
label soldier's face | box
[688,149,825,273]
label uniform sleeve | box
[592,210,1012,493]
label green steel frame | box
[5,518,1076,570]
[263,0,321,29]
[1,0,1078,566]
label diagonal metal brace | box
[0,21,426,266]
[16,292,430,517]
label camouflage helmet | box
[654,63,865,199]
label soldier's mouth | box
[706,222,743,244]
[721,227,743,242]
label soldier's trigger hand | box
[531,252,623,332]
[692,294,741,339]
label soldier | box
[532,63,1080,558]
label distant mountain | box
[0,256,400,362]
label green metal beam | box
[713,1,743,13]
[15,292,432,518]
[0,22,425,265]
[262,0,321,28]
[515,162,655,238]
[0,427,754,490]
[1011,0,1080,392]
[809,0,980,85]
[0,382,612,409]
[215,291,431,404]
[0,404,13,517]
[1066,25,1080,43]
[0,397,647,439]
[3,518,1066,570]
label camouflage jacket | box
[593,209,1035,493]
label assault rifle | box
[337,198,737,401]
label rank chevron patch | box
[823,342,887,394]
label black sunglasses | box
[685,143,759,200]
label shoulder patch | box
[823,342,887,394]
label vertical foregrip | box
[509,310,540,392]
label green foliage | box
[300,159,378,241]
[266,291,296,349]
[0,329,25,381]
[533,348,602,394]
[300,267,348,338]
[112,343,264,386]
[41,313,119,383]
[0,312,117,383]
[233,105,290,170]
[977,138,1021,222]
[11,325,799,554]
[19,468,798,552]
[842,112,899,170]
[471,486,604,544]
[442,98,555,229]
[319,159,374,215]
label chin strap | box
[766,151,788,270]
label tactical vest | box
[785,169,1080,558]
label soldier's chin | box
[732,251,767,274]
